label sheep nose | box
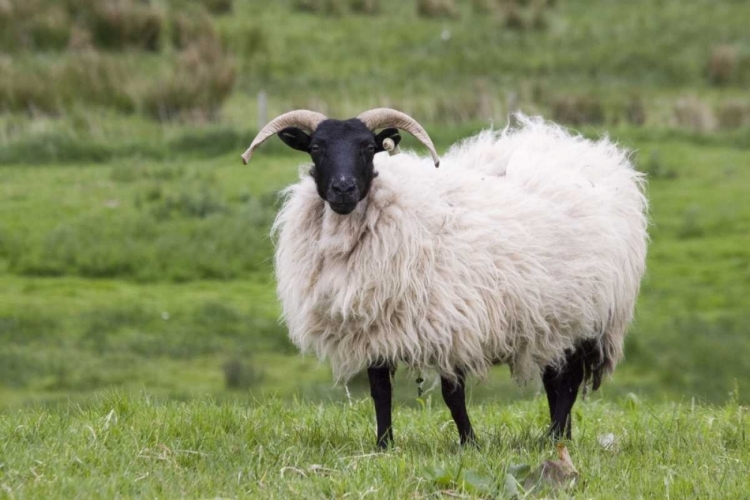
[331,179,357,196]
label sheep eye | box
[310,145,321,154]
[366,145,376,153]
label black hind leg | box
[542,366,558,422]
[543,349,585,440]
[440,369,477,445]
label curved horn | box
[241,110,328,164]
[357,108,440,167]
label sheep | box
[240,108,648,448]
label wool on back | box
[273,115,648,383]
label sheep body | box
[273,115,648,384]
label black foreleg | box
[542,366,558,423]
[440,370,477,445]
[368,365,394,449]
[543,351,585,440]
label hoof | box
[376,436,393,450]
[460,433,480,449]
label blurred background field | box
[1,0,749,409]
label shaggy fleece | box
[272,115,648,383]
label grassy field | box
[1,0,749,496]
[2,0,750,157]
[1,126,749,410]
[0,393,747,498]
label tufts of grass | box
[87,0,164,52]
[291,0,320,13]
[7,179,277,281]
[292,0,348,16]
[0,51,135,115]
[625,94,647,126]
[717,100,750,130]
[0,394,747,498]
[0,0,237,121]
[166,127,249,158]
[416,0,459,19]
[59,51,136,112]
[706,44,750,87]
[223,357,264,389]
[471,0,496,15]
[143,39,236,122]
[0,130,162,164]
[502,2,525,29]
[0,0,68,51]
[0,121,266,165]
[200,0,233,15]
[672,96,716,133]
[149,187,228,220]
[0,0,165,52]
[0,296,293,395]
[551,94,605,126]
[497,0,553,31]
[169,8,216,50]
[707,44,738,86]
[349,0,380,15]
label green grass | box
[0,393,747,498]
[1,0,749,495]
[2,0,750,139]
[1,126,749,409]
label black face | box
[278,119,402,215]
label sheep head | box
[241,108,439,215]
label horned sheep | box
[240,109,648,448]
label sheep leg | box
[542,366,558,422]
[367,365,394,449]
[544,350,585,440]
[440,370,477,445]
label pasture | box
[1,0,749,497]
[1,128,749,409]
[0,393,747,498]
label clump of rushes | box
[88,0,164,52]
[496,0,553,30]
[625,94,647,126]
[350,0,379,15]
[672,96,716,133]
[0,0,165,52]
[292,0,347,15]
[0,0,70,51]
[717,100,750,130]
[707,45,737,86]
[143,39,236,121]
[170,9,216,50]
[551,95,605,126]
[0,51,135,114]
[201,0,232,15]
[416,0,459,19]
[471,0,496,14]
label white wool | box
[272,115,648,383]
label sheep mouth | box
[329,202,358,215]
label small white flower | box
[161,311,170,320]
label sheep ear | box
[374,128,401,153]
[277,127,312,152]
